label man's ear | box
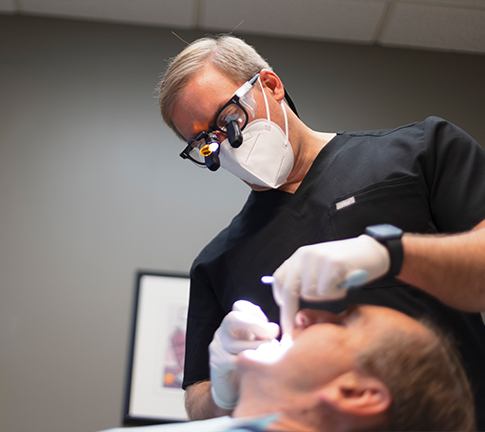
[259,69,285,102]
[317,371,391,417]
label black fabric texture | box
[182,116,485,428]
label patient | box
[233,305,475,431]
[103,305,475,431]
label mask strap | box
[281,101,289,138]
[258,77,271,124]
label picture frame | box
[123,271,190,426]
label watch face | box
[367,224,403,239]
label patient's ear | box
[317,371,391,416]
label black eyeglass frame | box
[179,73,260,165]
[178,73,300,167]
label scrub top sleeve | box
[182,264,224,389]
[423,116,485,232]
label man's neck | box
[233,371,327,431]
[234,402,326,432]
[279,128,336,194]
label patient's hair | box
[357,321,475,431]
[157,35,271,139]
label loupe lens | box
[202,140,221,171]
[226,120,243,148]
[205,152,220,171]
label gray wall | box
[1,15,484,432]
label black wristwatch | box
[365,224,404,277]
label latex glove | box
[209,300,280,409]
[272,235,390,335]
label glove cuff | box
[211,384,238,410]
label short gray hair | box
[157,35,271,139]
[358,321,475,431]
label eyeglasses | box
[179,73,260,166]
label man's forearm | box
[398,221,485,312]
[184,381,231,420]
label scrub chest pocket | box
[329,176,437,239]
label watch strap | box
[365,224,404,277]
[386,237,404,277]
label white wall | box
[1,15,484,432]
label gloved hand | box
[209,300,280,410]
[272,235,390,335]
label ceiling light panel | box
[381,2,485,53]
[0,0,15,13]
[18,0,196,27]
[200,0,388,43]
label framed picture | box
[123,271,190,426]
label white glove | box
[272,235,390,335]
[209,300,279,410]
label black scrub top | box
[182,116,485,428]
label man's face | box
[171,63,251,142]
[238,305,429,392]
[171,64,285,144]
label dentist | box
[157,35,485,427]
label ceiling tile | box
[381,2,485,53]
[18,0,197,27]
[0,0,16,13]
[399,0,485,9]
[200,0,388,43]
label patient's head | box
[234,305,475,432]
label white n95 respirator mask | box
[219,79,294,189]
